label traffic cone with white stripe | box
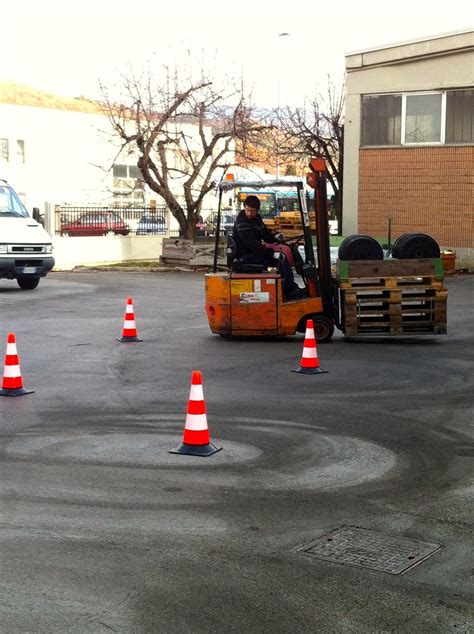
[292,319,327,375]
[169,370,221,457]
[117,297,143,342]
[0,333,34,396]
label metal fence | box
[202,211,237,236]
[55,206,168,237]
[166,211,238,237]
[54,205,238,238]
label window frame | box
[361,93,402,146]
[360,90,469,147]
[16,139,25,163]
[112,163,145,206]
[401,91,446,146]
[445,89,474,144]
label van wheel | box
[17,276,40,290]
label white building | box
[0,81,239,269]
[0,81,227,216]
[0,82,116,210]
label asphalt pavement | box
[0,271,473,633]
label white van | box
[0,180,54,290]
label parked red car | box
[195,215,206,237]
[61,212,130,237]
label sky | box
[3,0,472,108]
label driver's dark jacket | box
[233,210,276,266]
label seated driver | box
[233,195,306,300]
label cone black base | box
[0,387,35,397]
[169,442,222,457]
[117,336,143,342]
[292,367,328,374]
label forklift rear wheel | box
[338,234,384,261]
[298,315,334,343]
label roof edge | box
[345,28,473,58]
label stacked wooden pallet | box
[263,218,277,232]
[336,259,447,337]
[264,212,316,237]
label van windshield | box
[0,185,29,218]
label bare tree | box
[262,77,345,232]
[100,68,268,239]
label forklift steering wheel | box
[285,234,305,245]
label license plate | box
[22,267,37,274]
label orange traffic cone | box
[0,333,34,396]
[292,319,327,375]
[117,297,143,342]
[169,370,222,457]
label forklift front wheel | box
[298,315,334,343]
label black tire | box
[17,276,40,290]
[391,233,414,258]
[392,233,440,259]
[297,314,334,343]
[338,234,384,261]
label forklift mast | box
[307,158,334,318]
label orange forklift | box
[205,158,336,342]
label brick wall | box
[358,146,474,248]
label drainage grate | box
[295,526,441,575]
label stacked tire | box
[338,232,440,260]
[391,233,440,259]
[338,235,384,261]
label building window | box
[446,90,474,144]
[402,92,444,144]
[113,164,128,178]
[112,163,144,207]
[362,95,401,145]
[17,140,25,163]
[1,138,9,161]
[361,89,471,146]
[128,165,140,179]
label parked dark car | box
[61,212,130,237]
[205,213,236,236]
[136,215,166,235]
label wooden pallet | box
[264,211,316,236]
[337,258,445,282]
[336,259,447,336]
[263,219,277,230]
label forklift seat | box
[226,232,267,273]
[232,262,267,273]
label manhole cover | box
[295,526,441,574]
